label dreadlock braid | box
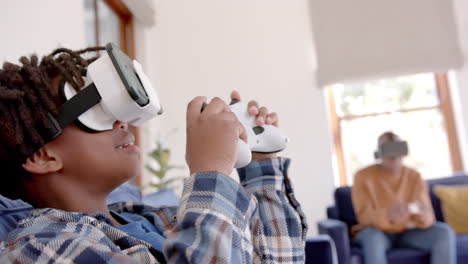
[0,46,104,199]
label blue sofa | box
[305,235,338,264]
[318,175,468,264]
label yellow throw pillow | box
[434,185,468,234]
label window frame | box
[327,73,463,186]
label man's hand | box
[410,200,429,215]
[387,200,410,223]
[186,96,247,176]
[409,200,432,228]
[230,91,280,161]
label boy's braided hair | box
[0,47,103,199]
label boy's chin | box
[121,166,141,183]
[107,167,141,189]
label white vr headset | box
[374,141,409,159]
[46,43,162,140]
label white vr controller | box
[229,101,289,168]
[200,101,288,168]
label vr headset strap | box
[47,83,102,140]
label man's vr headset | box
[46,43,162,141]
[374,141,409,159]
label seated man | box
[352,131,456,264]
[0,46,307,263]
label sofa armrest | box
[318,219,350,264]
[327,206,339,220]
[305,235,337,264]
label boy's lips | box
[118,143,140,153]
[114,131,140,154]
[116,140,135,149]
[115,135,137,150]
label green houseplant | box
[144,130,184,191]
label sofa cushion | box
[433,185,468,233]
[427,175,468,222]
[0,196,34,242]
[386,248,430,264]
[457,234,468,263]
[351,247,429,264]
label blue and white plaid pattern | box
[238,158,308,263]
[0,158,306,263]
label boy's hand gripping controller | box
[202,100,289,168]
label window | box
[328,73,462,185]
[84,0,134,57]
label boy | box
[0,47,307,263]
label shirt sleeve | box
[0,231,144,264]
[163,172,258,263]
[237,157,308,263]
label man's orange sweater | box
[351,164,435,234]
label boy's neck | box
[23,174,122,226]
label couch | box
[318,175,468,264]
[306,235,338,264]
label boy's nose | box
[114,121,129,131]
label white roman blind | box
[310,0,465,87]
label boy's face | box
[46,121,141,192]
[23,77,142,192]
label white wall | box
[0,0,335,234]
[0,0,86,64]
[452,0,468,171]
[137,0,336,235]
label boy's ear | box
[22,147,63,175]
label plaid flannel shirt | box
[0,157,307,263]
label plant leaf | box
[145,165,160,176]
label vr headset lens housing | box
[375,141,409,159]
[47,43,162,140]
